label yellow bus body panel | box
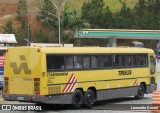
[4,47,41,95]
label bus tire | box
[84,89,95,108]
[134,84,145,100]
[72,89,83,109]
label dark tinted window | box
[47,55,65,71]
[66,55,73,69]
[99,55,112,68]
[137,55,148,66]
[83,55,91,69]
[125,55,136,67]
[113,55,124,67]
[74,56,83,69]
[91,55,99,68]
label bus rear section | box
[3,47,42,102]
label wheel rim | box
[138,86,144,97]
[74,94,81,104]
[87,93,94,104]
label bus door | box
[150,56,156,85]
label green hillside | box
[69,0,139,12]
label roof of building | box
[75,29,160,39]
[0,34,17,43]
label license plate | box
[17,97,24,100]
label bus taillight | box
[34,78,40,81]
[3,77,9,93]
[37,49,40,52]
[34,78,40,95]
[35,91,40,95]
[4,77,9,80]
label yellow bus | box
[3,47,157,108]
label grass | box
[68,0,139,12]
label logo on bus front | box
[10,55,31,75]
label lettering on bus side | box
[118,70,132,76]
[47,72,68,77]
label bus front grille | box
[48,86,61,94]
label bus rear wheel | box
[84,89,95,108]
[135,84,145,100]
[72,90,83,109]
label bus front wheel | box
[72,89,83,109]
[84,89,95,108]
[135,84,145,100]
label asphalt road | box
[0,73,159,113]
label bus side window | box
[125,55,131,67]
[130,55,136,66]
[83,55,91,69]
[66,55,74,69]
[73,55,82,69]
[136,55,148,66]
[113,55,124,67]
[91,55,98,68]
[125,55,137,67]
[47,55,65,71]
[99,55,112,68]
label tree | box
[35,29,49,43]
[37,0,59,42]
[81,0,105,28]
[3,19,15,34]
[38,1,84,44]
[61,4,84,43]
[102,6,114,28]
[114,2,133,29]
[16,0,28,20]
[38,0,57,28]
[134,0,147,17]
[16,19,31,45]
[133,0,160,30]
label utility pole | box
[51,0,68,44]
[27,9,30,46]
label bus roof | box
[44,47,154,54]
[8,46,154,54]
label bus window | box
[66,55,74,69]
[91,55,98,68]
[47,55,65,71]
[137,55,148,66]
[130,55,136,66]
[113,55,124,67]
[99,55,112,68]
[125,55,136,67]
[125,55,130,67]
[73,56,82,69]
[83,55,91,69]
[150,56,155,74]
